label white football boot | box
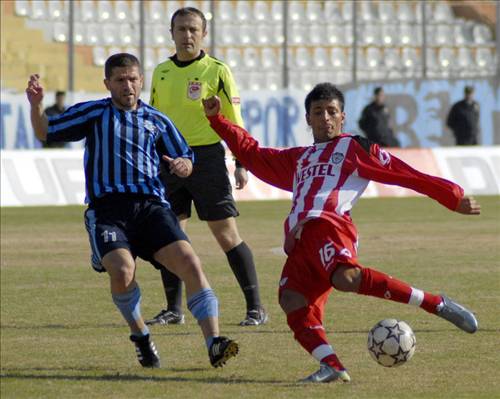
[299,363,351,383]
[436,295,478,333]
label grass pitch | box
[1,196,499,399]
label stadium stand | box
[1,0,498,93]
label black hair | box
[171,7,207,32]
[104,53,141,79]
[374,87,383,95]
[304,83,345,114]
[55,90,65,97]
[464,85,474,95]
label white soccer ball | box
[367,319,416,367]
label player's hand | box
[456,196,481,215]
[202,96,221,117]
[26,74,44,106]
[234,167,248,190]
[162,156,193,178]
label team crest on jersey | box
[187,80,202,100]
[331,152,344,164]
[143,120,157,134]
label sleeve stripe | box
[49,100,106,125]
[48,108,103,133]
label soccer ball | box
[367,319,416,367]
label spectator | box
[446,86,480,146]
[358,87,400,147]
[42,91,66,148]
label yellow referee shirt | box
[150,51,244,147]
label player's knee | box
[108,262,135,289]
[279,289,308,314]
[175,251,204,280]
[331,265,361,292]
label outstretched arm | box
[26,74,48,141]
[203,96,298,192]
[354,139,480,214]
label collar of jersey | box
[170,50,206,68]
[109,98,145,113]
[312,134,350,149]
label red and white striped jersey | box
[208,114,464,253]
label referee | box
[26,53,238,369]
[147,7,267,326]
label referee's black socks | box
[160,267,183,314]
[226,241,262,311]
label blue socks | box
[187,288,219,349]
[112,285,149,337]
[187,288,219,320]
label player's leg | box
[207,217,267,326]
[279,272,350,383]
[102,249,161,368]
[154,240,238,367]
[143,202,238,367]
[278,220,352,383]
[85,206,160,368]
[102,248,146,334]
[331,264,478,333]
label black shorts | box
[162,142,239,221]
[84,193,188,273]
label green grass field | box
[1,196,499,399]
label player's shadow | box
[0,324,201,336]
[0,323,124,330]
[0,367,290,385]
[3,324,497,335]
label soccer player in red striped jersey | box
[201,83,480,383]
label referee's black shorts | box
[162,142,239,221]
[84,193,188,273]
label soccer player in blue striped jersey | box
[26,53,238,369]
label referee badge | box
[187,81,202,100]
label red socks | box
[358,267,442,314]
[283,266,444,372]
[286,307,345,370]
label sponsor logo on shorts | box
[187,81,202,100]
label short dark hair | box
[171,7,207,32]
[304,83,345,114]
[55,90,65,97]
[374,87,384,96]
[464,85,474,95]
[104,53,141,79]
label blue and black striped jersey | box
[47,98,193,204]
